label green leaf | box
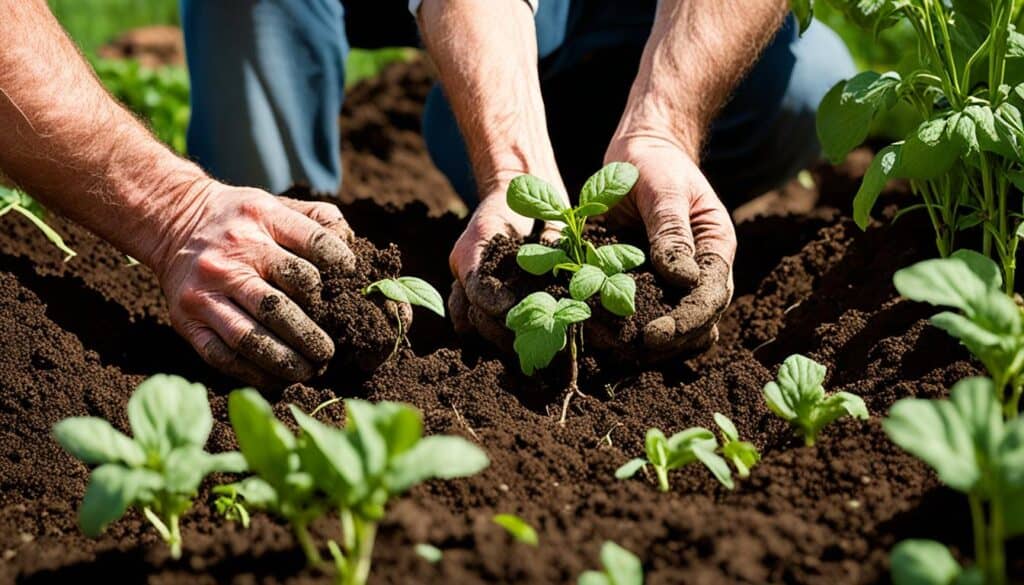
[890,540,962,585]
[578,572,612,585]
[817,72,900,163]
[216,476,280,510]
[792,0,814,33]
[492,514,538,546]
[645,428,669,467]
[128,374,212,458]
[346,399,389,478]
[853,143,902,230]
[517,244,571,276]
[53,417,145,467]
[951,249,1003,291]
[882,378,993,493]
[762,354,827,425]
[204,451,248,474]
[570,265,607,301]
[713,413,739,442]
[79,464,163,537]
[512,323,567,375]
[507,174,568,221]
[814,391,869,433]
[893,255,995,315]
[693,446,734,489]
[554,298,592,325]
[415,543,443,563]
[506,292,558,333]
[588,244,646,275]
[387,435,489,493]
[665,428,716,469]
[899,118,962,180]
[575,202,609,218]
[599,541,644,585]
[614,458,647,479]
[162,446,209,494]
[600,273,637,317]
[365,277,445,317]
[945,111,979,155]
[289,405,365,497]
[579,162,639,210]
[722,440,760,478]
[370,402,424,459]
[228,389,296,486]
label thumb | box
[639,188,701,289]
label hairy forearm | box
[614,0,788,158]
[0,0,208,265]
[418,0,564,196]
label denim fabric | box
[182,0,855,202]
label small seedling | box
[0,186,76,261]
[713,413,760,478]
[53,374,245,559]
[893,250,1024,417]
[615,427,733,491]
[212,484,251,528]
[222,391,490,585]
[364,276,445,359]
[883,376,1024,585]
[492,514,538,546]
[762,354,868,446]
[505,292,591,423]
[578,541,644,585]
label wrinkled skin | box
[151,182,359,387]
[448,136,736,362]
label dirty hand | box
[604,135,736,359]
[150,180,356,387]
[448,174,564,349]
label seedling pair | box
[894,250,1024,417]
[53,375,246,559]
[614,413,759,492]
[884,377,1024,585]
[223,391,489,585]
[792,0,1024,293]
[0,186,76,261]
[505,163,644,422]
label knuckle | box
[177,288,207,314]
[195,253,230,281]
[237,198,271,220]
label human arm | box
[417,0,564,343]
[605,0,788,355]
[0,0,355,385]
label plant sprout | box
[763,354,868,446]
[615,427,733,491]
[0,186,76,261]
[53,374,245,559]
[578,541,644,585]
[492,513,538,546]
[713,413,761,478]
[364,276,445,359]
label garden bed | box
[0,59,1018,584]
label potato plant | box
[578,541,644,585]
[763,354,868,446]
[791,0,1024,292]
[0,186,76,261]
[883,376,1024,585]
[223,390,489,585]
[894,250,1024,417]
[614,421,751,492]
[53,374,245,559]
[504,162,643,422]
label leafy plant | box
[614,426,734,491]
[0,186,76,261]
[762,354,869,446]
[364,276,445,359]
[578,541,644,585]
[492,513,538,546]
[883,376,1024,585]
[53,374,245,559]
[713,413,761,478]
[223,390,489,585]
[894,249,1024,417]
[791,0,1024,293]
[92,58,190,154]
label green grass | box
[48,0,179,56]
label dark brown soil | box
[2,58,1021,585]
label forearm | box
[418,0,564,196]
[613,0,788,158]
[0,0,208,266]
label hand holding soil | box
[150,181,357,387]
[603,135,737,359]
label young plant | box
[223,390,490,585]
[791,0,1024,293]
[890,539,983,585]
[492,514,539,546]
[883,376,1024,585]
[614,427,734,491]
[505,291,591,422]
[762,354,868,446]
[363,276,445,357]
[509,162,645,317]
[894,250,1024,417]
[0,186,76,261]
[713,413,761,478]
[578,541,644,585]
[53,374,245,559]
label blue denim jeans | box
[181,0,855,203]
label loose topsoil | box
[1,58,1021,585]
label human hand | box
[447,174,564,349]
[603,135,736,359]
[149,180,356,387]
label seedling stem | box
[295,521,322,565]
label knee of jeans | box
[423,84,478,205]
